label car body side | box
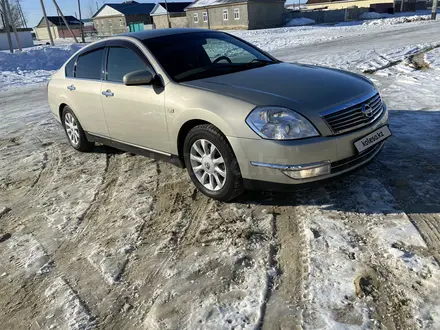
[48,34,388,187]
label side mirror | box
[123,68,154,86]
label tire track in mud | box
[409,213,440,264]
[260,205,309,330]
[73,153,116,234]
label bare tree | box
[0,0,26,28]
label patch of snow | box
[43,277,96,330]
[359,12,385,20]
[286,17,315,26]
[425,48,440,69]
[7,234,51,277]
[363,15,431,26]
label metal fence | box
[283,8,371,24]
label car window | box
[76,48,104,80]
[65,56,76,77]
[203,38,257,64]
[143,32,274,83]
[107,47,148,83]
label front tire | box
[183,124,244,201]
[62,106,94,152]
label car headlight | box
[246,106,319,140]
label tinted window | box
[143,32,274,83]
[76,48,104,80]
[107,47,148,83]
[65,56,76,77]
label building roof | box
[186,0,247,9]
[160,2,193,12]
[92,1,156,18]
[121,28,219,40]
[36,16,83,27]
[150,2,193,15]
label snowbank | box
[0,44,82,72]
[363,14,431,26]
[0,44,83,91]
[359,12,385,20]
[286,17,315,26]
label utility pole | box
[5,0,22,50]
[1,0,14,53]
[40,0,54,45]
[163,0,171,28]
[57,8,64,38]
[400,0,404,13]
[77,0,85,43]
[432,0,438,20]
[51,0,79,43]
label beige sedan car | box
[48,29,391,201]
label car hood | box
[182,62,376,117]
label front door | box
[100,44,170,153]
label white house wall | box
[95,6,123,18]
[150,4,167,16]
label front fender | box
[165,83,259,155]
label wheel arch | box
[177,119,238,164]
[59,103,68,125]
[177,119,211,162]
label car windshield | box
[142,32,277,83]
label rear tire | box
[62,106,94,152]
[183,124,244,201]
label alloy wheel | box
[64,112,80,146]
[190,139,227,191]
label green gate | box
[129,22,144,32]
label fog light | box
[282,163,330,179]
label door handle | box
[67,85,76,91]
[102,90,114,97]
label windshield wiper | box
[248,59,277,65]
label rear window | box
[65,56,76,77]
[76,48,105,80]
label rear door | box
[69,46,109,137]
[100,41,169,153]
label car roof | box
[121,28,221,40]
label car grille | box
[322,93,384,135]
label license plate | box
[354,125,392,153]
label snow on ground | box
[362,14,431,26]
[1,18,440,330]
[0,44,83,91]
[425,47,440,69]
[286,17,315,26]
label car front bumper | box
[228,106,389,187]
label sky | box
[23,0,299,28]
